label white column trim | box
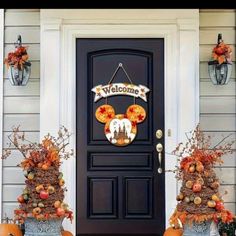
[40,10,199,234]
[177,16,200,143]
[40,16,62,137]
[0,9,4,220]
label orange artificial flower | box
[4,46,29,70]
[42,138,54,149]
[212,41,232,65]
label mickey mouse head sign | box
[95,104,146,146]
[92,63,149,147]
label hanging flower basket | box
[4,35,31,86]
[208,34,233,85]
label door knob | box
[156,143,163,174]
[156,129,163,139]
[156,143,163,152]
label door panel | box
[88,49,153,144]
[124,177,153,218]
[88,153,152,171]
[76,38,165,235]
[88,177,118,219]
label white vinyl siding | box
[199,9,236,212]
[1,9,40,218]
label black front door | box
[76,39,165,235]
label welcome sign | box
[91,83,150,102]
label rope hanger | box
[106,63,136,104]
[108,63,134,84]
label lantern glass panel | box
[208,62,232,85]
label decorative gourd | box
[163,227,183,236]
[0,217,23,236]
[61,230,73,236]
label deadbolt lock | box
[156,129,163,139]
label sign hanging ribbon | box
[92,83,150,102]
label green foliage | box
[218,219,236,236]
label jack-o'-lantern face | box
[95,104,146,146]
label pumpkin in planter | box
[0,217,23,236]
[163,227,183,236]
[61,230,73,236]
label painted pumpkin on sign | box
[163,227,183,236]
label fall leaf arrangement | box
[4,45,30,70]
[2,126,74,223]
[169,125,235,228]
[212,40,232,65]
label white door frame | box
[40,9,199,234]
[0,9,4,220]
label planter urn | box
[183,221,220,236]
[24,217,63,236]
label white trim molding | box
[40,9,199,234]
[0,9,4,220]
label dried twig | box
[212,133,234,149]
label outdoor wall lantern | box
[208,34,232,85]
[4,35,31,86]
